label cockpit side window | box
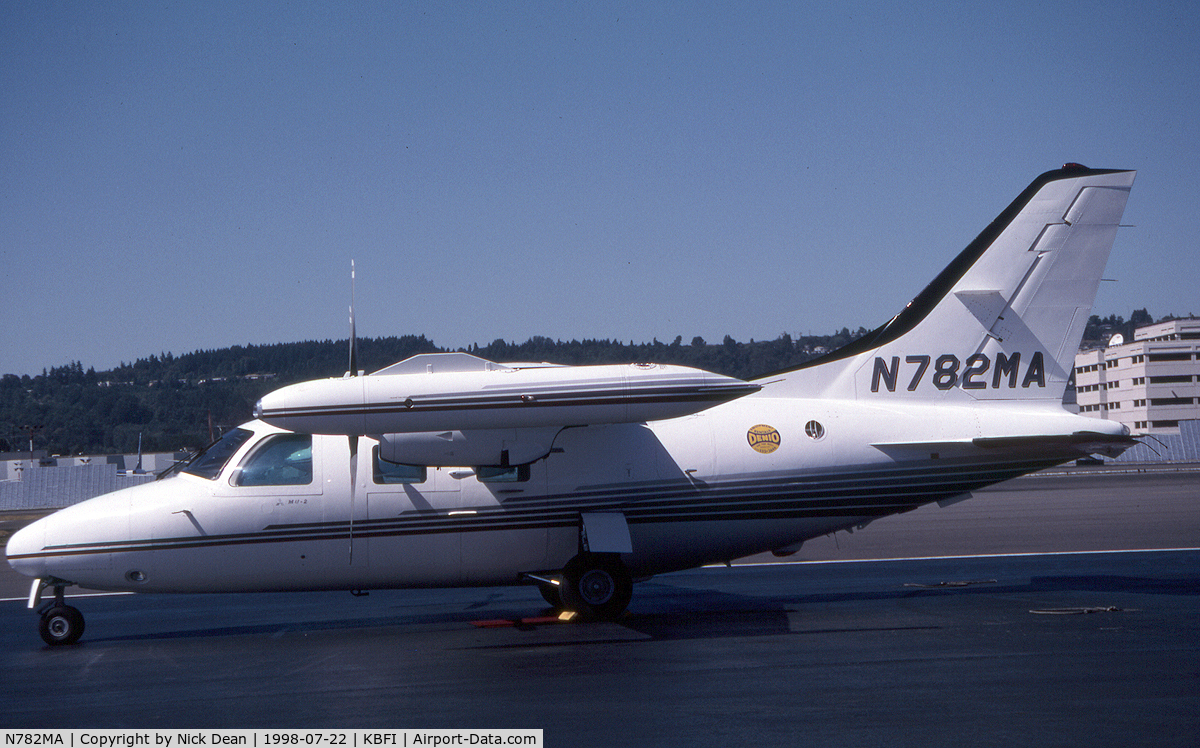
[182,428,254,480]
[234,434,313,487]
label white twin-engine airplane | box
[8,165,1138,645]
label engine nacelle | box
[378,427,561,467]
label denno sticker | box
[747,424,781,454]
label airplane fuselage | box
[7,392,1121,595]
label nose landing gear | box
[29,578,85,646]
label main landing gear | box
[525,552,633,620]
[30,579,85,646]
[556,552,633,621]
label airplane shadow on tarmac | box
[79,565,1199,647]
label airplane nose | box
[6,516,48,580]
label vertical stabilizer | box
[766,166,1135,403]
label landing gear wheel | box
[39,605,85,646]
[559,553,632,621]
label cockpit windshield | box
[181,428,254,480]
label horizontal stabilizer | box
[874,430,1137,459]
[972,431,1138,458]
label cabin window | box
[372,446,427,484]
[476,464,530,483]
[1149,375,1194,384]
[805,420,826,440]
[1148,353,1192,362]
[234,434,313,486]
[183,428,254,480]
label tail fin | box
[769,165,1135,402]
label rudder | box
[766,165,1135,403]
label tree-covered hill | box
[2,309,1182,457]
[1,331,857,456]
[1,335,439,456]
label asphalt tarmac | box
[2,467,1197,746]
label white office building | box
[1074,318,1200,435]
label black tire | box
[538,581,564,610]
[559,553,632,621]
[39,605,85,646]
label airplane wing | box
[255,352,760,466]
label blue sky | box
[3,1,1197,377]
